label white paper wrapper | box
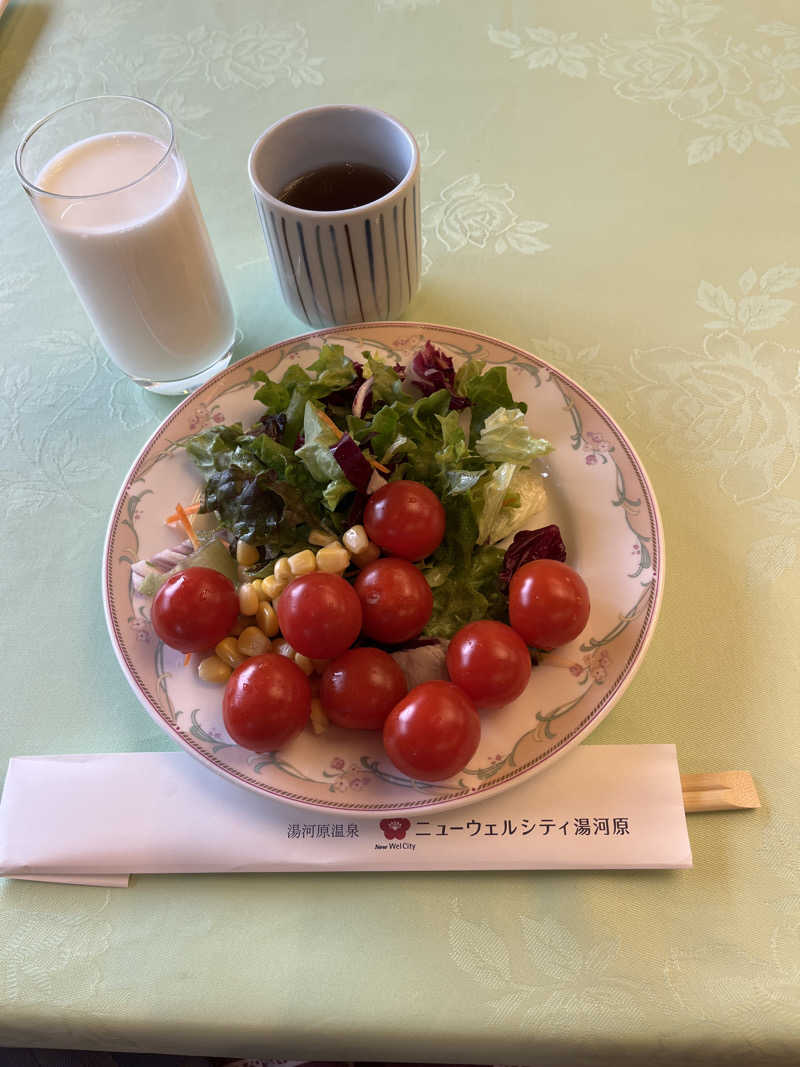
[0,745,691,885]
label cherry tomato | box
[321,647,408,730]
[223,653,311,751]
[382,681,481,782]
[509,559,590,650]
[364,480,446,561]
[150,567,239,654]
[276,572,362,659]
[354,558,433,644]
[446,620,532,710]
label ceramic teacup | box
[248,105,420,328]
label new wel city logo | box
[377,818,415,850]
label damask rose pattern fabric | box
[1,0,799,1063]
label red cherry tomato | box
[364,480,446,561]
[276,572,362,659]
[509,559,590,650]
[320,647,408,730]
[223,653,311,751]
[150,567,239,654]
[446,620,532,710]
[354,558,433,644]
[382,681,481,782]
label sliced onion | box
[352,376,374,419]
[366,469,388,495]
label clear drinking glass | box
[15,95,235,395]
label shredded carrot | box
[165,502,202,525]
[183,652,192,667]
[175,501,199,548]
[317,409,343,439]
[366,455,391,474]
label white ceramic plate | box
[103,323,664,815]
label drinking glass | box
[16,95,235,395]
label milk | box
[34,132,234,385]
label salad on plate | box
[132,340,591,784]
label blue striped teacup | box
[248,105,420,328]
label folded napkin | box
[0,745,692,886]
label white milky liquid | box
[35,132,234,383]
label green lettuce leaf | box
[486,468,547,544]
[475,408,553,465]
[248,432,294,476]
[252,344,359,447]
[322,478,355,510]
[307,343,358,388]
[476,462,517,545]
[295,402,344,483]
[185,420,328,547]
[459,364,527,445]
[434,411,468,467]
[184,424,244,472]
[349,406,416,466]
[424,545,506,638]
[364,353,406,406]
[204,464,286,546]
[251,377,290,416]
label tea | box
[278,161,398,211]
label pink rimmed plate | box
[103,323,664,815]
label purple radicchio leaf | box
[405,341,470,411]
[347,490,367,526]
[499,525,567,589]
[256,411,287,441]
[330,433,372,493]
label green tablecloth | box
[2,0,798,1062]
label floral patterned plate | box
[103,323,664,815]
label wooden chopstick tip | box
[680,771,761,813]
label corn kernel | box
[309,528,337,547]
[215,636,245,669]
[261,574,287,600]
[229,615,249,638]
[256,601,279,638]
[197,655,232,685]
[238,582,259,617]
[236,540,260,566]
[273,639,295,658]
[294,652,314,676]
[288,549,316,577]
[315,541,350,574]
[238,626,271,657]
[352,542,381,568]
[343,524,369,555]
[273,557,292,584]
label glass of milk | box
[15,96,235,395]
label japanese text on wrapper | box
[285,817,631,840]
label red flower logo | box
[380,818,411,840]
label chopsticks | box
[681,771,760,813]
